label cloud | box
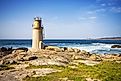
[95,8,106,12]
[89,16,97,19]
[100,3,106,6]
[87,11,94,14]
[95,0,121,13]
[87,8,106,15]
[87,6,121,15]
[78,16,97,25]
[79,16,97,20]
[110,7,121,13]
[107,3,114,6]
[79,17,86,20]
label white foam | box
[60,43,121,54]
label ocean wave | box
[91,48,121,54]
[0,45,31,49]
[0,40,121,54]
[58,43,121,54]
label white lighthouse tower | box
[32,17,43,50]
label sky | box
[0,0,121,39]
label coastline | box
[0,46,121,81]
[1,39,121,54]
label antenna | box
[42,25,45,39]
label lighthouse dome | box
[33,21,40,29]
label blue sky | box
[0,0,121,39]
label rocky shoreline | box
[0,46,121,81]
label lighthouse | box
[32,17,43,50]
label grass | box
[0,64,15,71]
[24,61,121,81]
[26,64,67,70]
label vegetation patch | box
[24,61,121,81]
[26,64,68,70]
[0,64,15,71]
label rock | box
[12,47,28,53]
[89,54,102,61]
[43,45,48,49]
[27,49,32,54]
[63,47,68,51]
[73,48,80,53]
[0,47,7,52]
[19,52,28,55]
[0,52,5,58]
[22,55,38,61]
[78,55,88,60]
[12,50,25,54]
[45,46,63,52]
[29,58,66,66]
[67,48,74,52]
[49,55,69,64]
[80,50,91,57]
[0,68,61,81]
[10,64,29,69]
[114,57,121,61]
[81,50,87,54]
[73,60,100,66]
[45,46,56,51]
[103,54,117,59]
[103,54,121,61]
[117,54,121,57]
[12,50,16,54]
[111,45,121,48]
[73,55,82,60]
[1,59,16,64]
[0,69,33,81]
[31,68,61,77]
[0,47,13,58]
[16,47,28,52]
[0,72,19,81]
[9,60,16,64]
[15,54,25,61]
[55,48,63,52]
[0,60,4,65]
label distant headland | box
[96,37,121,40]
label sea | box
[0,39,121,54]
